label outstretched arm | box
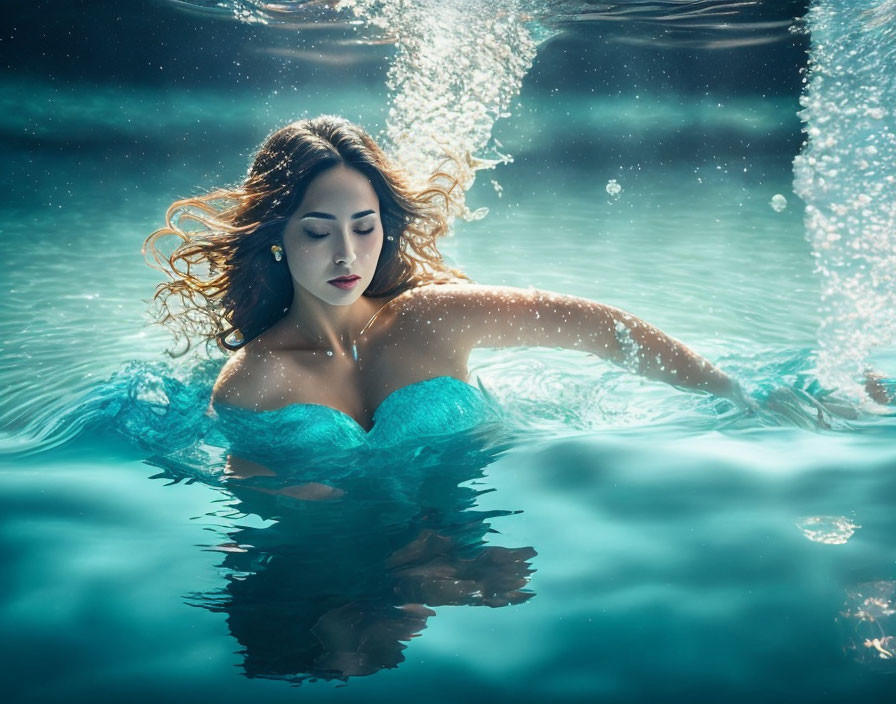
[404,284,743,402]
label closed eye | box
[304,227,375,239]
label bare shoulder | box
[212,346,256,407]
[387,281,614,352]
[371,282,532,354]
[391,282,540,316]
[388,282,561,328]
[211,340,287,410]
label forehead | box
[298,166,379,213]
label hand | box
[759,386,858,429]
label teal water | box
[3,1,896,701]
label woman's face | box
[282,165,384,306]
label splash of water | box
[338,0,542,221]
[793,0,896,399]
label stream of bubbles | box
[794,0,896,399]
[339,0,543,221]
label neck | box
[277,286,380,355]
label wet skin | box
[212,166,741,429]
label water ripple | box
[162,0,808,49]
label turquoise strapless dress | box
[212,376,504,460]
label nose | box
[333,227,356,266]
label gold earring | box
[271,244,283,262]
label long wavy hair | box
[144,115,472,356]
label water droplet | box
[770,194,788,212]
[326,350,333,357]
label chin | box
[320,288,365,306]
[295,281,365,306]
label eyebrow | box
[300,209,376,221]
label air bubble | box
[770,194,788,212]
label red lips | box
[328,275,361,290]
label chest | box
[215,375,498,460]
[271,340,467,431]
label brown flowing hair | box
[143,115,473,356]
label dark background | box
[1,0,813,194]
[2,0,810,93]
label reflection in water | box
[153,427,536,683]
[795,515,860,545]
[839,581,896,672]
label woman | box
[145,115,748,436]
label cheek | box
[361,233,384,261]
[283,242,318,278]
